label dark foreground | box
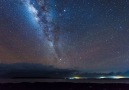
[0,82,129,90]
[0,79,129,90]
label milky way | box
[23,0,62,62]
[1,0,129,72]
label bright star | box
[64,9,66,12]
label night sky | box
[0,0,129,72]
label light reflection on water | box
[67,76,129,80]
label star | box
[63,9,66,12]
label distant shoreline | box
[0,79,129,83]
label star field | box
[0,0,129,72]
